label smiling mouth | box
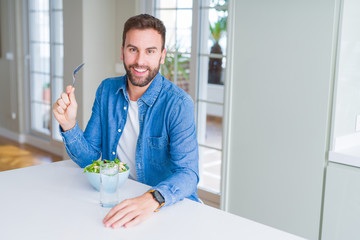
[133,67,149,74]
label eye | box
[129,48,137,53]
[147,49,155,54]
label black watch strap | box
[148,189,165,211]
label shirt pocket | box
[147,136,169,166]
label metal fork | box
[72,63,85,87]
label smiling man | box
[53,14,199,228]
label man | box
[53,14,199,229]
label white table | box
[0,160,304,240]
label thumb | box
[68,87,77,103]
[66,85,73,94]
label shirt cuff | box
[60,121,82,144]
[150,184,180,207]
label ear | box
[160,48,166,64]
[121,46,124,61]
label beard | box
[123,58,161,87]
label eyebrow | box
[126,44,158,50]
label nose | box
[135,51,146,66]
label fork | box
[72,63,85,87]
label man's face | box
[122,29,166,87]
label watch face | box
[153,190,165,204]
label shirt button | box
[118,129,121,132]
[112,152,115,155]
[124,106,127,110]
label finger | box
[124,215,142,228]
[111,211,138,229]
[104,205,137,228]
[55,105,65,114]
[103,205,123,223]
[104,211,127,228]
[56,98,67,110]
[103,200,129,223]
[52,103,60,114]
[60,92,71,106]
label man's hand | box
[52,85,78,131]
[103,192,159,229]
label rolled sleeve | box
[60,120,101,168]
[153,97,199,206]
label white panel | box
[225,0,338,239]
[322,162,360,240]
[207,84,224,116]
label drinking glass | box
[100,162,119,208]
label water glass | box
[100,162,119,208]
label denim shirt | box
[61,73,199,206]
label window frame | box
[147,0,232,208]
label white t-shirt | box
[116,100,139,180]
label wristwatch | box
[147,189,165,211]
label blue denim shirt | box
[61,73,199,206]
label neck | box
[127,79,152,101]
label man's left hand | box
[103,192,159,229]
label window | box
[27,0,63,141]
[153,0,229,203]
[155,0,193,93]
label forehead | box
[125,28,162,49]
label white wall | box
[82,0,117,125]
[63,0,84,128]
[115,0,136,70]
[0,0,20,134]
[224,0,338,239]
[63,0,136,129]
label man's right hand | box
[53,85,78,131]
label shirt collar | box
[139,72,163,107]
[115,75,130,102]
[116,73,163,107]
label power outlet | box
[356,115,360,132]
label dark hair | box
[122,14,166,50]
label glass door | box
[153,0,229,207]
[154,0,193,94]
[27,0,63,142]
[196,0,228,195]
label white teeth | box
[134,68,147,72]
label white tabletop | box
[0,160,304,240]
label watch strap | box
[147,189,165,212]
